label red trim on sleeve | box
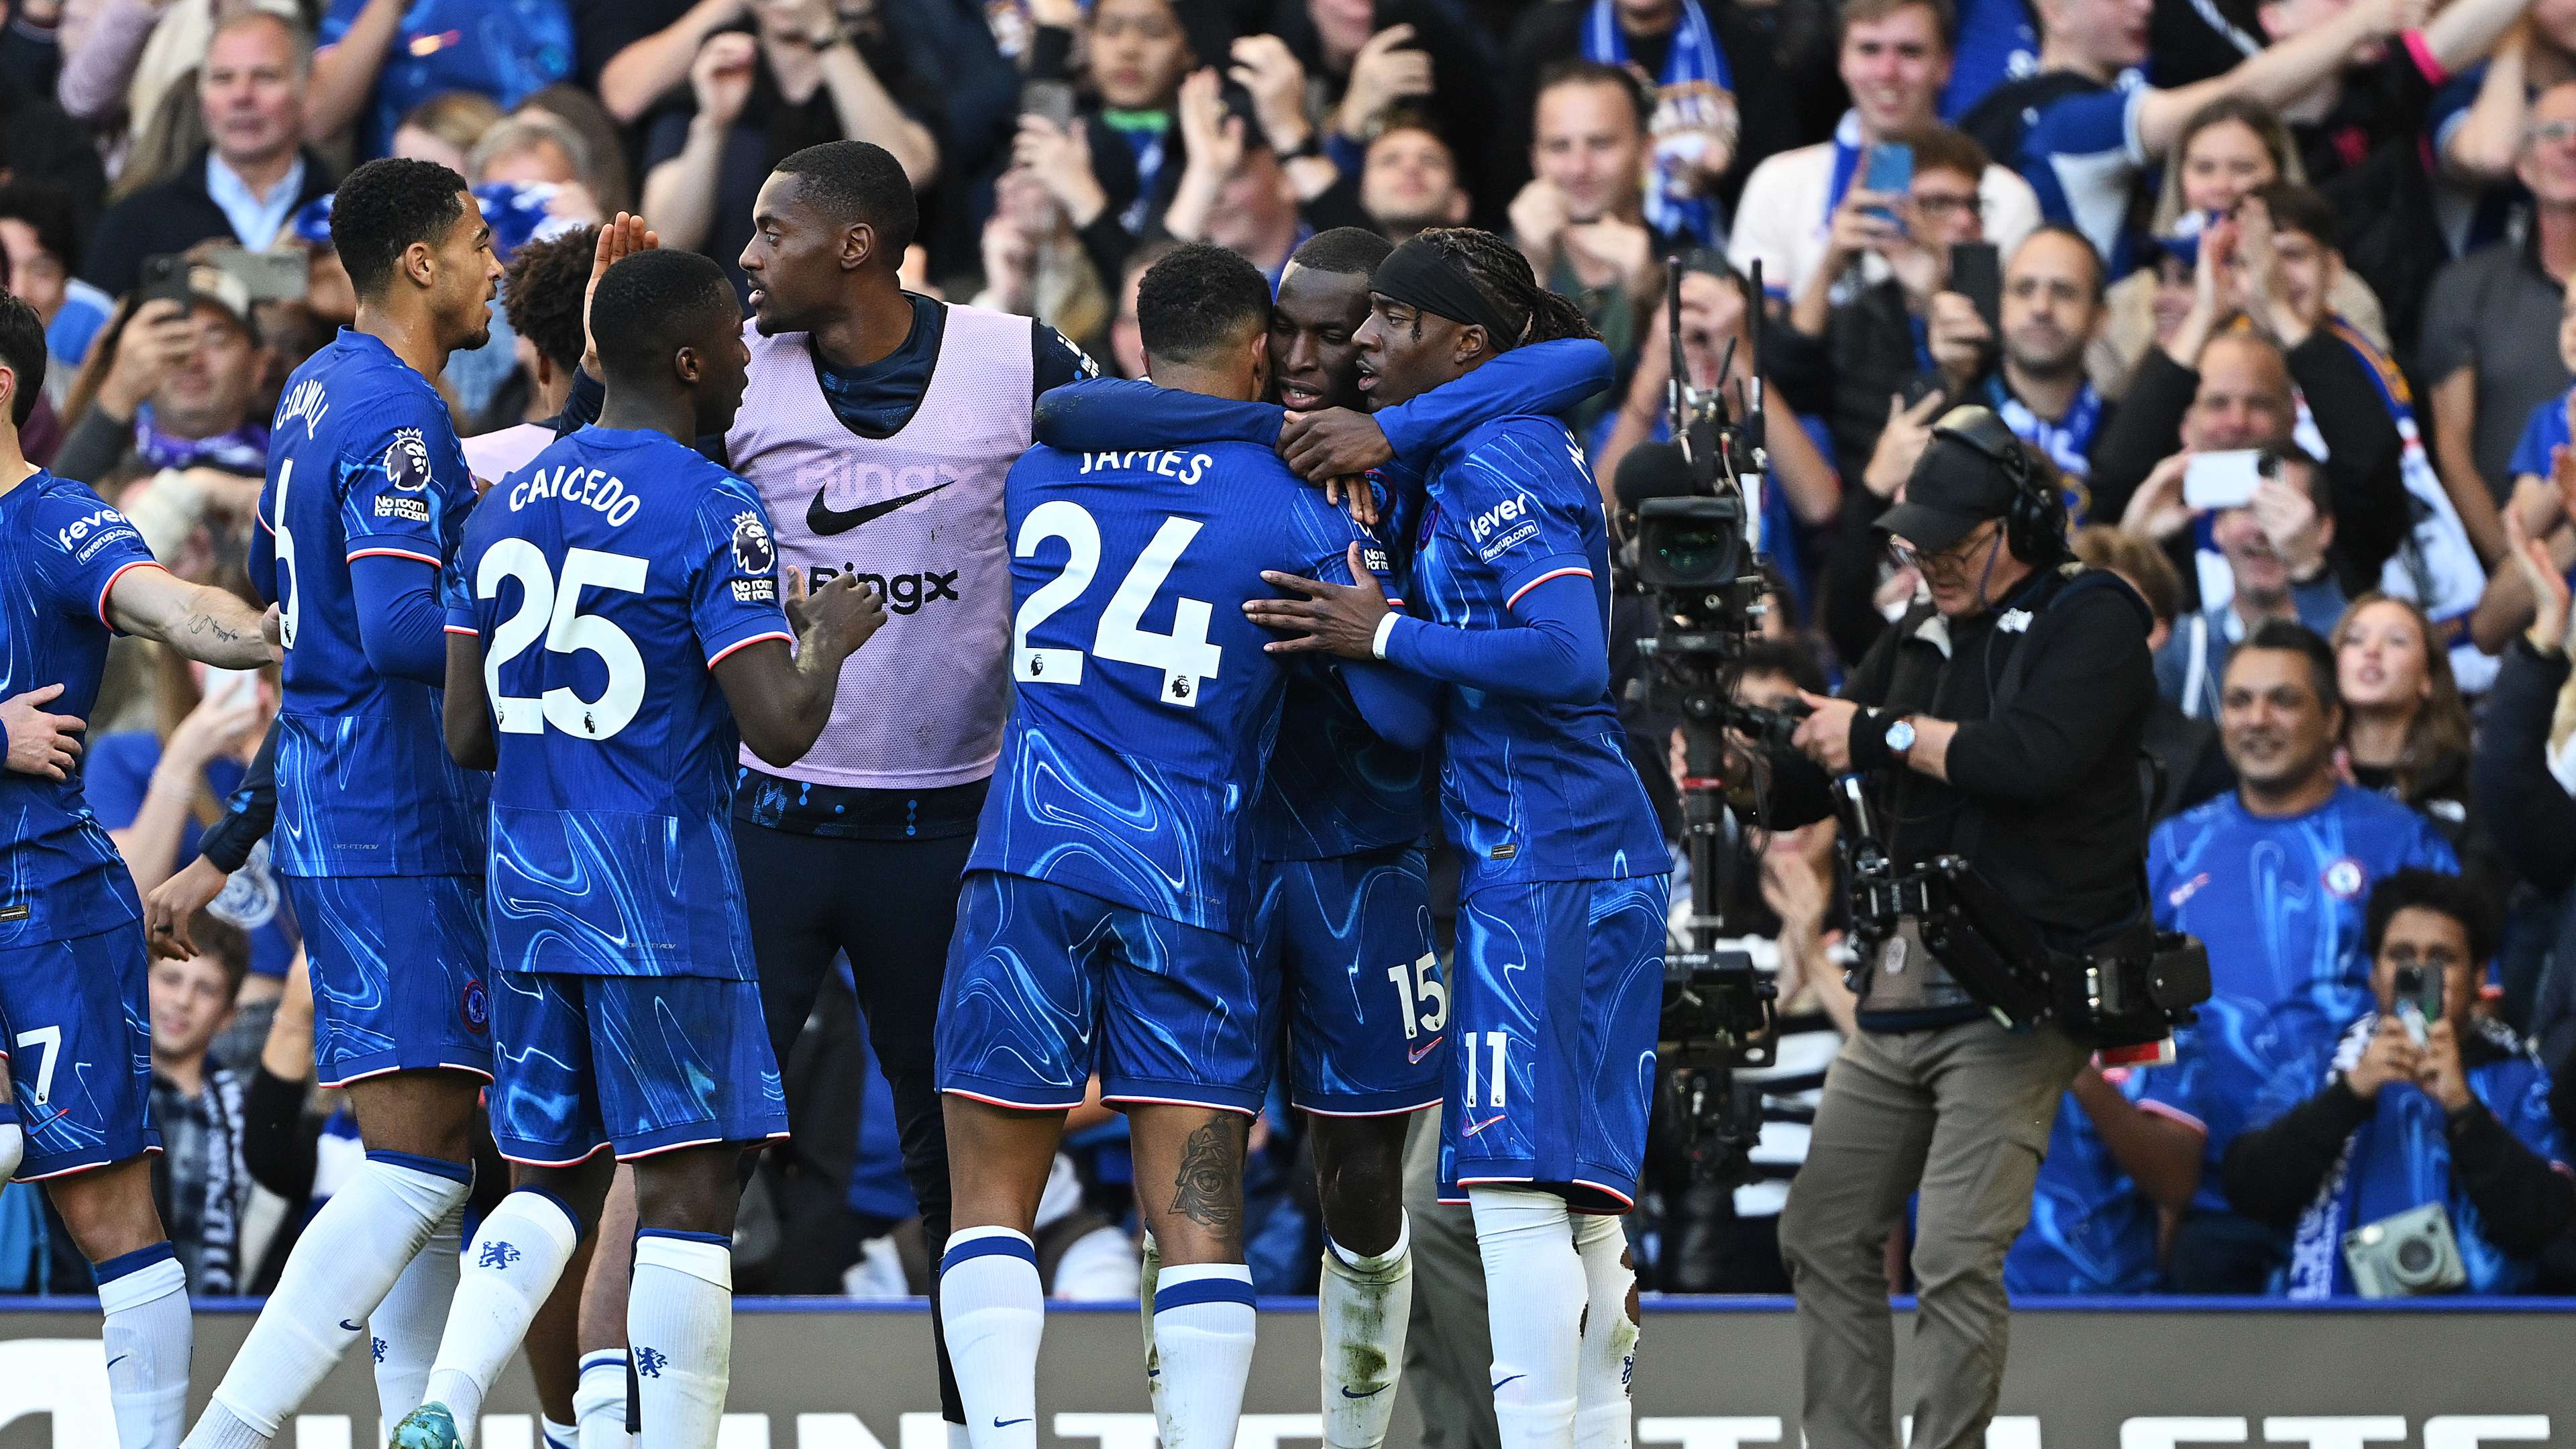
[1503,566,1593,609]
[346,546,443,567]
[706,631,792,669]
[442,624,479,636]
[95,559,170,630]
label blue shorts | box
[1257,845,1444,1116]
[1438,875,1670,1214]
[284,873,494,1087]
[0,923,158,1179]
[488,969,788,1164]
[937,871,1271,1115]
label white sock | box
[1570,1214,1639,1449]
[937,1227,1042,1449]
[0,1120,22,1181]
[177,1404,267,1449]
[1150,1263,1256,1449]
[627,1232,734,1449]
[186,1152,472,1448]
[573,1350,632,1449]
[97,1244,191,1449]
[421,1189,586,1444]
[1137,1232,1167,1441]
[1320,1216,1412,1449]
[542,1417,580,1449]
[1469,1188,1584,1449]
[374,1199,465,1436]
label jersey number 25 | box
[476,542,648,741]
[1012,500,1222,708]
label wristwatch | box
[1884,716,1917,755]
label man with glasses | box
[1746,407,2155,1449]
[1773,124,2000,484]
[1729,0,2042,302]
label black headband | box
[1371,238,1522,346]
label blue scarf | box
[1583,0,1731,244]
[1986,374,2102,512]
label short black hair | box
[330,156,472,298]
[2249,179,2340,252]
[0,291,44,429]
[0,179,80,276]
[2365,867,2499,969]
[590,249,739,384]
[1736,637,1829,696]
[1290,226,1393,278]
[1136,242,1271,366]
[502,224,598,376]
[2235,618,2341,712]
[773,141,918,260]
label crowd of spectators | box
[3,0,2576,1305]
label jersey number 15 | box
[1012,500,1223,708]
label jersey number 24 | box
[1012,500,1222,709]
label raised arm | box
[1033,378,1284,454]
[107,566,276,668]
[1278,339,1619,482]
[2135,0,2420,156]
[305,0,405,145]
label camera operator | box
[1754,405,2155,1449]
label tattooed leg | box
[1129,1106,1257,1446]
[1130,1106,1250,1267]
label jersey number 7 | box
[1012,500,1223,708]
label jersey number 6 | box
[1012,500,1223,708]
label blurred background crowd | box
[2,0,2575,1309]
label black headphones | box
[1930,404,2067,564]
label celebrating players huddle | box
[0,141,1670,1449]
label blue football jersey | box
[446,427,792,979]
[1405,416,1664,894]
[258,328,486,878]
[965,439,1386,938]
[2149,785,2458,1195]
[0,471,160,947]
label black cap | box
[1878,429,2017,553]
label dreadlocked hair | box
[1411,227,1598,350]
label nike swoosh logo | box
[105,1354,127,1371]
[339,1319,364,1332]
[994,1417,1032,1428]
[1463,1112,1506,1136]
[808,479,952,536]
[1342,1385,1387,1398]
[1491,1374,1525,1392]
[1409,1034,1444,1065]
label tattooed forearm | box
[1169,1117,1244,1242]
[184,612,245,645]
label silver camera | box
[2343,1201,2467,1297]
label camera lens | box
[2396,1236,2437,1279]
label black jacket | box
[2220,1046,2576,1258]
[1760,562,2157,1027]
[82,147,337,301]
[2088,336,2408,603]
